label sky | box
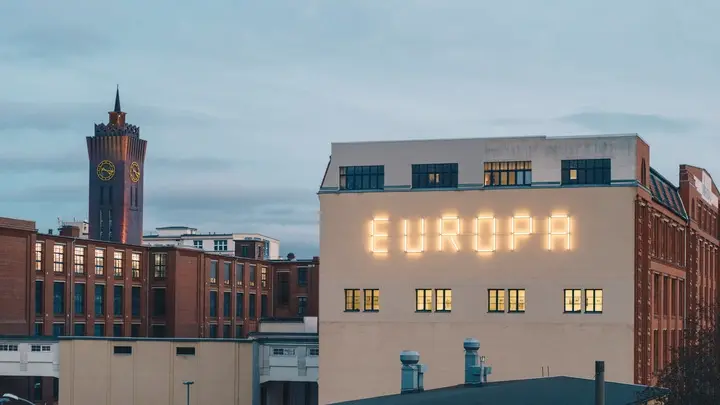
[1,0,719,258]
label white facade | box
[0,340,59,378]
[142,226,281,259]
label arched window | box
[641,159,647,186]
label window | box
[53,244,65,273]
[52,323,65,337]
[209,261,218,284]
[561,159,611,186]
[113,346,131,355]
[95,284,105,315]
[153,288,166,317]
[94,249,105,276]
[298,267,308,286]
[153,253,167,279]
[415,289,433,312]
[113,286,123,316]
[34,322,43,336]
[209,324,218,338]
[74,323,86,336]
[223,262,231,285]
[53,282,65,315]
[261,294,268,317]
[35,242,43,271]
[32,377,42,401]
[223,324,232,337]
[564,289,582,313]
[235,325,242,338]
[339,165,385,190]
[261,267,267,288]
[488,289,505,313]
[193,240,203,249]
[278,272,290,305]
[249,294,256,318]
[35,281,43,315]
[236,263,244,286]
[74,283,85,315]
[484,161,532,187]
[309,347,319,356]
[240,245,249,257]
[345,289,361,311]
[113,251,124,278]
[298,296,308,316]
[249,264,256,286]
[508,289,526,313]
[177,346,196,356]
[236,293,244,317]
[412,163,458,188]
[363,289,379,311]
[131,253,141,278]
[131,287,141,317]
[213,240,228,251]
[272,348,296,356]
[585,289,603,313]
[435,289,452,312]
[94,323,105,336]
[113,324,123,337]
[209,291,218,317]
[0,344,18,351]
[653,330,659,373]
[223,292,231,317]
[74,246,85,274]
[151,325,166,337]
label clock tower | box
[87,87,147,244]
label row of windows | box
[338,158,613,190]
[208,291,268,318]
[35,243,141,278]
[36,281,143,317]
[343,288,604,313]
[208,261,268,288]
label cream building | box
[318,135,646,404]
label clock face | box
[96,160,116,181]
[129,162,141,183]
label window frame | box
[339,165,385,191]
[435,288,452,312]
[411,163,459,189]
[153,253,167,280]
[564,289,583,313]
[94,248,105,276]
[561,158,611,186]
[363,289,380,312]
[487,289,506,313]
[74,246,86,274]
[415,289,433,312]
[585,289,603,314]
[113,251,124,278]
[131,253,141,279]
[53,244,65,273]
[344,289,361,312]
[507,289,526,313]
[483,161,532,187]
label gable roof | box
[332,376,668,405]
[649,168,687,220]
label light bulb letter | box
[475,217,496,252]
[370,218,389,253]
[548,215,571,251]
[439,217,461,252]
[510,216,532,251]
[404,219,425,253]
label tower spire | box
[108,85,127,127]
[114,85,122,113]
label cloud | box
[558,112,697,134]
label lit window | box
[364,289,380,312]
[435,289,452,312]
[131,253,141,278]
[74,246,86,274]
[344,289,361,312]
[484,161,532,187]
[564,289,582,313]
[415,289,433,312]
[35,242,43,271]
[488,289,505,313]
[53,244,65,273]
[113,251,124,278]
[585,289,603,313]
[209,261,218,284]
[261,267,267,288]
[94,249,105,276]
[153,253,167,279]
[508,289,526,313]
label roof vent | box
[464,338,492,386]
[400,350,426,394]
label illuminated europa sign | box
[369,214,572,254]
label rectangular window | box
[153,253,167,279]
[261,267,268,288]
[209,291,218,317]
[653,329,659,373]
[35,242,43,271]
[131,253,141,278]
[94,249,105,276]
[279,272,290,305]
[113,251,124,278]
[193,240,203,249]
[52,323,65,337]
[131,287,141,317]
[412,163,458,188]
[34,322,43,336]
[236,293,244,317]
[235,325,242,338]
[151,325,166,337]
[236,263,244,286]
[344,289,361,311]
[153,288,166,317]
[223,262,231,285]
[415,289,433,312]
[508,289,526,313]
[53,282,65,315]
[564,289,582,313]
[561,158,611,186]
[484,161,532,187]
[73,323,86,336]
[298,296,308,316]
[363,289,380,312]
[261,294,268,317]
[94,323,105,337]
[209,324,218,338]
[113,345,131,355]
[435,289,452,312]
[74,246,85,274]
[95,284,105,315]
[74,283,85,315]
[249,264,257,286]
[298,267,308,286]
[585,289,603,313]
[209,261,218,284]
[113,286,123,316]
[113,324,123,337]
[213,240,228,251]
[248,294,256,318]
[654,273,661,315]
[53,244,65,273]
[339,165,385,191]
[488,289,505,313]
[223,292,231,317]
[131,324,140,337]
[223,324,231,338]
[177,347,196,356]
[35,281,43,315]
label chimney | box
[59,225,81,238]
[595,361,605,405]
[400,351,425,394]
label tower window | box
[100,187,104,205]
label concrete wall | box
[318,186,637,403]
[59,339,254,405]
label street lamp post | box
[2,394,34,405]
[182,381,194,405]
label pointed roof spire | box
[114,85,122,113]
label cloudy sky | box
[1,0,718,257]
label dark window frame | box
[585,289,603,313]
[564,289,583,313]
[52,282,65,315]
[344,289,361,312]
[488,289,505,313]
[297,296,308,316]
[209,291,218,317]
[561,158,611,186]
[435,288,452,312]
[113,285,123,316]
[412,163,458,189]
[339,165,385,191]
[223,291,231,317]
[74,283,85,315]
[507,289,526,313]
[415,289,433,312]
[484,161,532,187]
[297,267,308,286]
[153,253,167,279]
[94,284,105,315]
[363,289,380,312]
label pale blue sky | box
[1,0,719,257]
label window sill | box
[363,310,379,313]
[585,311,603,314]
[435,310,452,313]
[487,310,505,314]
[508,310,526,314]
[563,311,582,314]
[415,310,432,313]
[344,309,360,313]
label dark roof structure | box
[332,376,668,405]
[649,167,687,219]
